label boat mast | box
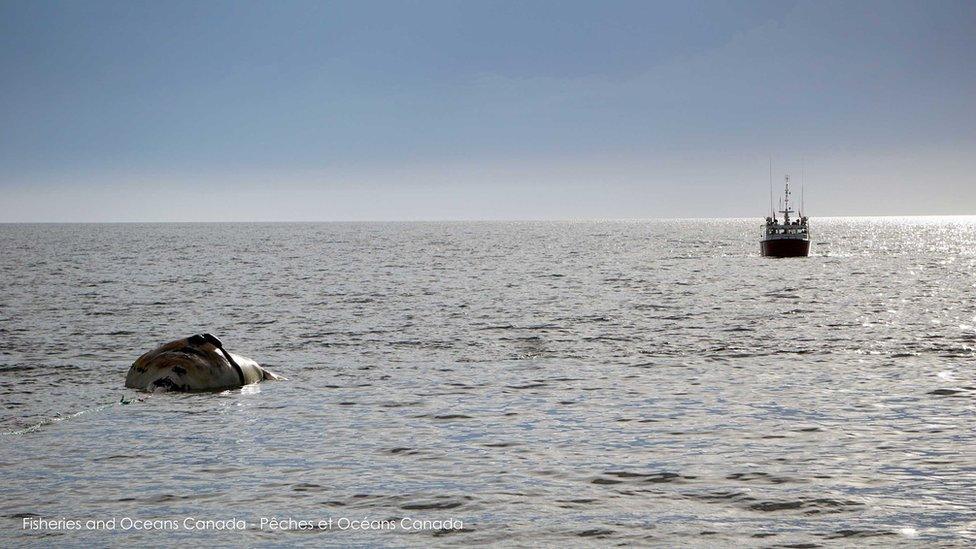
[782,175,792,223]
[768,156,774,219]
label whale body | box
[125,334,283,392]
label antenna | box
[801,158,805,216]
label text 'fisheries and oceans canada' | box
[22,516,464,532]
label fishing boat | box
[761,175,810,257]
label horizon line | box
[2,214,976,225]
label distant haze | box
[1,0,974,221]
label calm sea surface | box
[1,218,975,547]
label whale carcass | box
[125,334,283,392]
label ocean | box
[1,218,975,546]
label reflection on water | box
[1,218,975,545]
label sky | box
[1,0,974,221]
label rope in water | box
[0,395,145,437]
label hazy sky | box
[1,0,974,221]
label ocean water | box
[1,218,975,547]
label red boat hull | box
[761,238,810,257]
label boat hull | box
[761,238,810,257]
